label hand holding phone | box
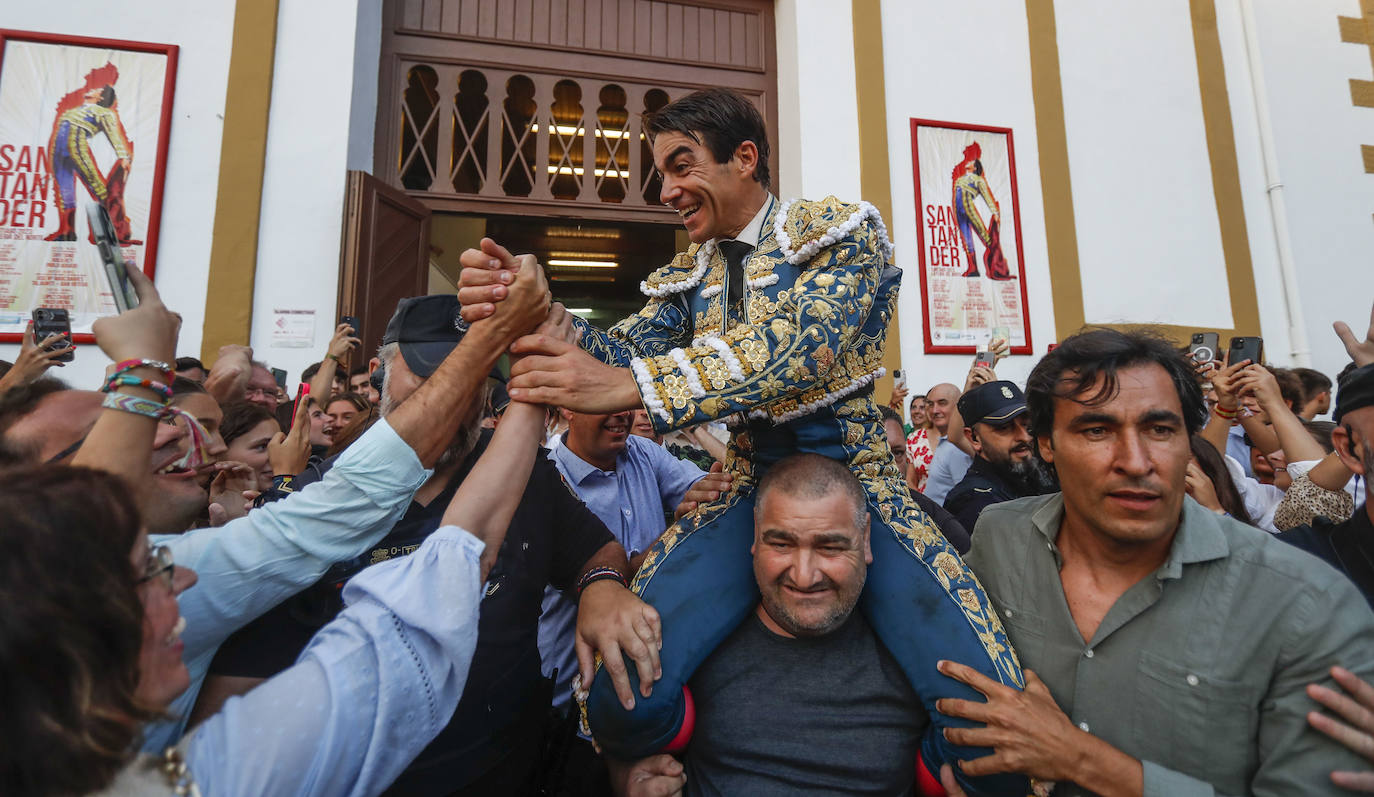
[1227,336,1263,368]
[1189,332,1220,364]
[973,351,996,369]
[32,308,74,363]
[88,205,139,313]
[291,383,311,427]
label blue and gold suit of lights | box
[574,196,1029,796]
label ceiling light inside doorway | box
[548,259,619,269]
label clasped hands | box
[459,238,661,707]
[458,238,640,414]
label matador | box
[44,65,139,244]
[461,89,1028,795]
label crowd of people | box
[2,87,1374,797]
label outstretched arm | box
[188,389,548,796]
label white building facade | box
[3,0,1370,394]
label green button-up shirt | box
[966,493,1374,796]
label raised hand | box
[326,322,361,360]
[457,238,522,324]
[1335,301,1374,368]
[267,394,313,477]
[964,365,996,393]
[0,321,69,392]
[1210,358,1250,413]
[90,263,180,366]
[479,252,552,348]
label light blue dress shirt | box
[1227,423,1254,478]
[538,434,705,706]
[924,436,972,505]
[145,418,432,751]
[187,524,484,797]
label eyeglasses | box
[137,545,175,590]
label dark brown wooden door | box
[337,170,432,361]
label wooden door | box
[337,170,432,362]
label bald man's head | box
[926,383,961,436]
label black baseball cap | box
[381,295,504,381]
[1334,363,1374,423]
[958,380,1027,428]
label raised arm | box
[204,344,253,407]
[308,323,361,402]
[71,266,181,483]
[187,355,551,796]
[1236,365,1325,464]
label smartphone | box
[87,204,139,313]
[892,369,907,392]
[341,315,361,338]
[974,350,995,369]
[1189,332,1219,364]
[1228,336,1264,367]
[291,383,311,427]
[271,367,288,390]
[32,307,74,362]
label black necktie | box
[718,239,752,323]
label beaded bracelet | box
[102,391,168,420]
[576,566,628,596]
[104,373,173,401]
[113,358,173,380]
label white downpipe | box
[1237,0,1310,366]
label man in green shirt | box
[936,328,1374,796]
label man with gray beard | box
[206,295,662,796]
[944,380,1055,533]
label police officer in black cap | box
[1279,363,1374,607]
[943,380,1056,533]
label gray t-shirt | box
[685,610,927,796]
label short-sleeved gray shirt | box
[685,610,927,796]
[966,493,1374,796]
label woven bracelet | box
[576,566,628,596]
[102,391,168,420]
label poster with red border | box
[910,118,1032,355]
[0,30,176,343]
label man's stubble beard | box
[759,569,865,638]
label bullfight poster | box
[0,30,176,342]
[910,119,1032,355]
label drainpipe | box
[1237,0,1310,366]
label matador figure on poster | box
[952,142,1011,280]
[44,62,141,244]
[459,89,1028,795]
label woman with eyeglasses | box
[0,398,547,796]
